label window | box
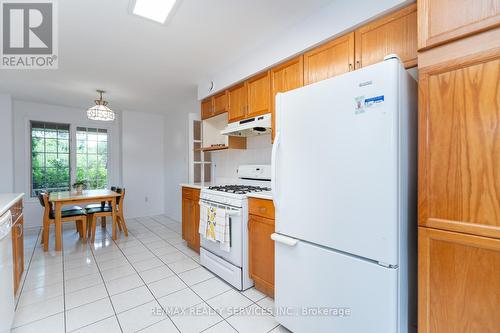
[191,119,211,183]
[30,122,110,197]
[76,127,109,190]
[31,122,70,196]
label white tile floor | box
[12,215,291,333]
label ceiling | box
[0,0,334,114]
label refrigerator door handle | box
[271,233,298,247]
[271,131,281,208]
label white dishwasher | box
[0,211,14,333]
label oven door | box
[200,204,243,268]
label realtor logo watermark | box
[1,0,58,69]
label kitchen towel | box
[198,202,215,241]
[198,201,230,251]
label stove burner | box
[208,185,271,194]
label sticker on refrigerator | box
[354,96,365,115]
[364,95,385,108]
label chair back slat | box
[40,192,51,220]
[116,188,125,207]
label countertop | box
[0,193,24,216]
[180,183,210,190]
[246,191,273,201]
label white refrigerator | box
[271,57,417,333]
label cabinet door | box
[228,83,247,122]
[213,91,228,116]
[419,227,500,333]
[355,4,417,69]
[303,32,354,85]
[201,98,213,120]
[191,190,201,253]
[418,0,500,50]
[12,215,24,295]
[271,56,304,140]
[247,71,271,118]
[248,214,275,297]
[418,53,500,238]
[182,191,191,242]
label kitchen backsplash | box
[212,135,272,183]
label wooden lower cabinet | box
[418,227,500,332]
[182,187,201,253]
[248,198,275,298]
[10,198,24,295]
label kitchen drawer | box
[182,187,194,200]
[249,198,275,220]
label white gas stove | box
[199,165,271,290]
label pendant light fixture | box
[86,90,116,121]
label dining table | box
[49,189,121,251]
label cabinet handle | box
[349,63,352,71]
[259,207,267,213]
[17,223,23,238]
[356,60,360,68]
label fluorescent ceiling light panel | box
[133,0,177,23]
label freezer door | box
[274,59,400,265]
[274,236,398,333]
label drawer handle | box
[17,223,23,237]
[258,207,267,213]
[271,233,298,247]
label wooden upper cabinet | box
[228,83,247,122]
[303,32,354,85]
[213,91,228,116]
[201,98,213,120]
[355,4,417,69]
[247,71,271,118]
[418,227,500,332]
[270,56,304,139]
[418,0,500,50]
[418,51,500,239]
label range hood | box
[220,113,272,137]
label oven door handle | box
[199,200,241,216]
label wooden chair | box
[38,192,87,252]
[86,186,117,228]
[87,188,128,242]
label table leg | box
[111,197,117,240]
[55,202,62,251]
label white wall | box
[122,110,165,218]
[0,94,13,192]
[164,101,197,222]
[212,135,272,183]
[13,100,122,228]
[198,0,413,98]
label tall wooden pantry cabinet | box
[417,1,500,332]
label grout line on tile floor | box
[102,219,182,332]
[135,217,234,332]
[14,227,42,310]
[88,223,125,333]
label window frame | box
[74,126,110,190]
[29,121,71,197]
[188,113,212,183]
[27,120,114,198]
